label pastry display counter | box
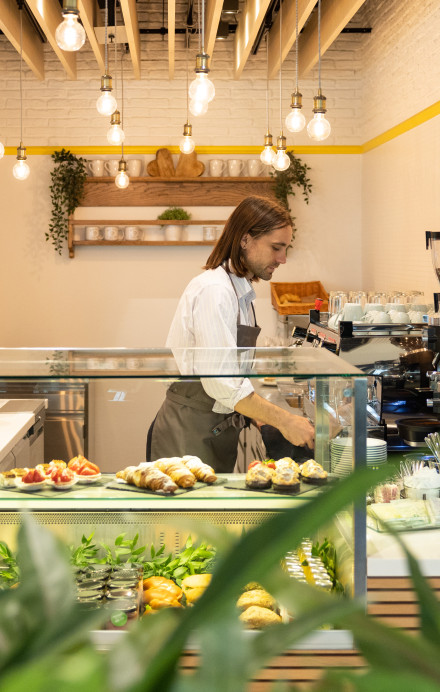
[0,346,368,662]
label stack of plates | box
[331,437,387,477]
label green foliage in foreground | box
[0,466,439,692]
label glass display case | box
[0,346,367,649]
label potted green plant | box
[158,207,191,241]
[270,151,313,238]
[46,148,88,255]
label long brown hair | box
[204,195,292,277]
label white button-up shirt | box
[166,265,256,413]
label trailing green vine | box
[46,148,87,255]
[270,151,312,236]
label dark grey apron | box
[147,270,261,472]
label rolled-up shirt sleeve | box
[191,284,255,413]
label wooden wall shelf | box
[80,176,276,206]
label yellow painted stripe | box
[362,101,440,152]
[2,144,362,156]
[2,101,439,157]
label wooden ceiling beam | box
[267,0,316,79]
[78,0,105,75]
[234,0,273,79]
[119,0,141,79]
[0,0,45,80]
[204,0,224,62]
[168,0,176,79]
[25,0,77,79]
[298,0,366,77]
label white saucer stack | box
[330,437,387,477]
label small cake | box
[275,457,301,474]
[239,605,282,629]
[245,462,273,489]
[272,466,301,493]
[0,471,18,488]
[300,459,328,485]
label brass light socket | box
[195,53,210,74]
[290,89,303,109]
[100,74,113,92]
[16,142,27,160]
[62,0,80,15]
[312,88,327,114]
[118,159,127,172]
[276,134,287,150]
[110,110,122,126]
[263,133,274,147]
[183,123,192,137]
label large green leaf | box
[0,515,106,675]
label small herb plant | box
[46,148,87,255]
[157,207,191,221]
[0,541,19,589]
[270,150,312,235]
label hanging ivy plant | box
[270,151,312,236]
[46,148,87,255]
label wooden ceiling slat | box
[298,0,366,77]
[119,0,141,79]
[25,0,77,79]
[204,0,224,62]
[234,0,273,79]
[78,0,105,75]
[267,0,316,79]
[0,0,44,80]
[168,0,176,79]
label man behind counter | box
[147,195,314,472]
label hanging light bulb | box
[189,57,215,104]
[285,89,306,133]
[286,0,305,134]
[97,74,117,115]
[179,123,195,154]
[189,98,208,117]
[307,0,331,142]
[107,110,125,145]
[272,135,290,171]
[55,0,86,52]
[260,133,276,166]
[307,89,331,141]
[13,7,29,181]
[0,141,4,159]
[115,158,129,189]
[260,33,276,166]
[13,142,30,181]
[97,0,117,115]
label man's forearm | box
[234,391,290,428]
[234,392,315,449]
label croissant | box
[181,455,217,484]
[116,464,178,494]
[152,457,196,488]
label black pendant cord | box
[19,5,23,143]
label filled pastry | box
[181,455,217,484]
[236,589,277,611]
[275,457,301,474]
[299,459,328,484]
[116,464,178,494]
[245,462,273,489]
[272,466,300,493]
[239,605,282,629]
[153,457,196,488]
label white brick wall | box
[0,12,365,147]
[359,0,440,141]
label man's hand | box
[279,413,315,449]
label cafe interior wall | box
[0,0,438,351]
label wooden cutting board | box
[156,148,175,177]
[175,151,205,177]
[146,159,160,177]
